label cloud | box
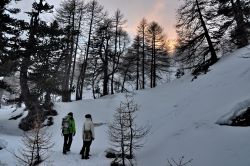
[12,0,179,40]
[123,0,167,39]
[146,0,166,22]
[144,0,179,39]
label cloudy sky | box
[13,0,181,40]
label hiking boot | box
[81,156,89,159]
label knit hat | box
[85,114,91,119]
[68,112,73,116]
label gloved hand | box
[73,132,75,136]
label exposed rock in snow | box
[0,139,7,150]
[216,98,250,125]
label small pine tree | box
[15,114,54,166]
[167,156,193,166]
[108,93,150,166]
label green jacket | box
[63,115,76,135]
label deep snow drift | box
[1,45,250,166]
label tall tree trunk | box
[103,63,109,96]
[231,0,249,47]
[150,39,154,88]
[19,9,45,131]
[153,39,156,87]
[142,27,145,89]
[103,39,109,96]
[70,5,84,93]
[44,91,56,116]
[20,55,44,130]
[121,61,132,93]
[111,10,125,94]
[91,58,98,99]
[196,0,217,64]
[66,18,75,101]
[129,111,133,159]
[0,88,3,109]
[136,45,140,90]
[120,114,125,166]
[20,6,37,111]
[20,56,32,108]
[76,3,95,100]
[62,11,74,102]
[121,71,127,93]
[111,22,118,95]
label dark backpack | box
[62,116,69,134]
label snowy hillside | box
[1,45,250,166]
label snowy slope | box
[1,45,250,166]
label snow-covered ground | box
[1,45,250,166]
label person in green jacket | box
[62,112,76,154]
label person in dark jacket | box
[62,112,76,154]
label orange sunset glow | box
[16,0,181,40]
